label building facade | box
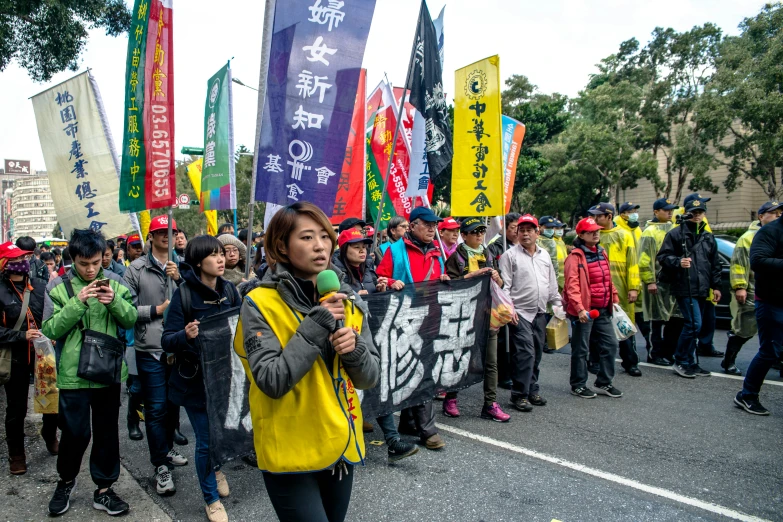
[11,174,58,240]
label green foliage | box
[0,0,131,82]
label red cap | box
[365,226,375,237]
[338,229,372,250]
[575,217,602,234]
[517,214,539,228]
[127,233,142,245]
[0,242,32,260]
[149,215,177,233]
[438,217,460,231]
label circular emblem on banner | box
[209,78,220,109]
[465,69,488,100]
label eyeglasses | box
[223,247,240,254]
[398,224,410,230]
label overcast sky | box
[0,0,766,172]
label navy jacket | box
[750,216,783,306]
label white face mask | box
[542,228,555,238]
[555,229,564,237]
[628,212,639,223]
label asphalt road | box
[2,329,781,521]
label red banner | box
[331,69,366,224]
[370,105,415,219]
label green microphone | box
[316,269,342,331]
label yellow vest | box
[234,286,365,473]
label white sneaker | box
[155,464,176,495]
[167,448,188,466]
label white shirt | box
[499,243,562,323]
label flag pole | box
[370,2,423,255]
[246,0,277,279]
[167,207,174,299]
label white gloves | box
[552,305,566,320]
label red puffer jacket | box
[563,240,619,317]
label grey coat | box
[238,263,380,399]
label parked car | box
[714,235,735,323]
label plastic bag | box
[490,280,514,331]
[612,304,638,341]
[546,316,569,350]
[33,337,59,414]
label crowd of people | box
[0,195,780,522]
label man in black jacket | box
[657,198,722,379]
[735,212,783,415]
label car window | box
[715,237,735,263]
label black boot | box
[173,428,188,446]
[127,394,144,441]
[721,332,748,376]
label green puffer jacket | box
[42,269,138,390]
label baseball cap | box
[460,217,486,233]
[618,202,640,213]
[127,233,142,245]
[576,217,602,234]
[538,215,557,227]
[553,219,566,228]
[149,215,177,233]
[588,202,615,216]
[653,198,679,211]
[338,217,366,234]
[0,242,32,260]
[409,207,443,223]
[758,201,783,215]
[365,226,375,237]
[684,198,707,213]
[338,229,373,249]
[517,214,539,228]
[438,217,460,231]
[683,193,711,206]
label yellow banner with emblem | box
[452,55,504,216]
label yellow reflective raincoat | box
[614,215,642,254]
[599,225,641,317]
[729,221,760,338]
[537,236,561,307]
[639,220,678,321]
[554,237,567,292]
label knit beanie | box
[218,234,247,260]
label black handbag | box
[63,275,125,386]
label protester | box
[17,237,48,280]
[162,235,239,521]
[0,242,58,475]
[52,248,64,270]
[563,218,623,399]
[174,230,188,258]
[125,233,144,266]
[378,216,409,257]
[588,202,642,377]
[724,202,782,376]
[238,202,380,521]
[499,215,564,411]
[43,229,137,516]
[217,223,234,236]
[102,243,126,277]
[218,234,256,286]
[377,206,448,450]
[437,217,461,259]
[113,248,125,265]
[337,216,366,235]
[124,215,188,497]
[487,212,521,261]
[40,251,59,281]
[639,198,683,366]
[57,248,73,277]
[657,197,722,378]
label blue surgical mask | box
[542,228,555,238]
[628,213,639,223]
[555,229,564,237]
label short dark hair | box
[34,248,41,256]
[218,223,233,235]
[264,202,336,268]
[40,252,54,262]
[185,235,225,277]
[106,239,116,252]
[68,229,107,261]
[505,213,521,229]
[16,236,36,251]
[52,248,61,256]
[176,230,188,239]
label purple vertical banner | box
[255,0,377,214]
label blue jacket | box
[161,263,240,409]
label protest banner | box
[365,82,397,228]
[201,63,236,211]
[119,0,177,213]
[31,71,133,238]
[369,103,414,220]
[452,55,503,216]
[186,159,218,235]
[254,0,377,215]
[501,115,525,213]
[204,275,491,467]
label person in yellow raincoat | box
[589,203,642,376]
[553,220,568,292]
[722,201,783,375]
[538,216,564,355]
[638,198,684,366]
[615,202,649,353]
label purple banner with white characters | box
[255,0,376,214]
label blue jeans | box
[136,351,171,468]
[376,413,400,444]
[741,301,783,399]
[185,406,219,505]
[675,297,706,368]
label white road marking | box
[435,422,772,522]
[616,359,783,387]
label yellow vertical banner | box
[186,159,218,236]
[139,210,151,242]
[452,55,504,216]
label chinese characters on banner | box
[119,0,177,213]
[255,0,377,215]
[330,68,366,224]
[31,72,133,238]
[369,104,414,220]
[201,63,236,211]
[501,115,525,213]
[365,82,395,228]
[452,55,503,216]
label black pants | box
[650,318,684,361]
[4,358,58,456]
[510,313,547,398]
[635,312,651,354]
[263,466,354,522]
[399,402,437,439]
[497,325,513,383]
[590,329,639,370]
[57,385,121,488]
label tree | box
[697,3,783,199]
[0,0,131,82]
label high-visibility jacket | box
[614,216,642,257]
[599,225,641,318]
[639,220,677,321]
[730,221,760,338]
[554,237,567,292]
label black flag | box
[405,0,453,179]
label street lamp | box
[232,77,258,92]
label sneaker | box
[434,392,447,400]
[387,439,419,462]
[651,357,673,366]
[167,448,188,466]
[442,398,460,417]
[424,434,446,450]
[673,364,695,379]
[205,500,228,522]
[723,364,742,376]
[626,366,642,377]
[215,470,230,498]
[691,365,711,377]
[93,487,129,516]
[49,479,77,516]
[570,387,597,399]
[529,394,547,406]
[510,395,533,412]
[480,402,511,422]
[734,392,770,416]
[595,385,623,398]
[155,464,176,495]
